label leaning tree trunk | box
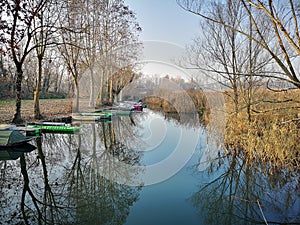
[12,66,24,124]
[34,56,43,119]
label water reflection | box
[1,110,299,225]
[0,143,36,160]
[0,115,142,225]
[192,150,300,224]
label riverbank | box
[224,88,300,174]
[143,88,300,173]
[0,99,72,124]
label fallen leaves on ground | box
[0,99,72,124]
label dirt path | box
[0,99,73,124]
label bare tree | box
[79,0,101,108]
[177,0,300,89]
[57,0,86,112]
[0,0,48,123]
[183,0,269,120]
[32,0,61,119]
[95,0,141,106]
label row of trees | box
[0,0,141,123]
[178,0,300,121]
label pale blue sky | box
[125,0,201,47]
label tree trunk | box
[12,66,24,124]
[109,78,113,105]
[73,78,79,113]
[55,70,63,93]
[34,57,43,119]
[97,69,104,106]
[232,83,239,115]
[89,67,95,108]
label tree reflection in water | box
[63,118,142,225]
[191,150,300,224]
[0,115,142,225]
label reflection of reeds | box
[192,149,300,225]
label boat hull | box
[0,130,37,146]
[27,125,80,134]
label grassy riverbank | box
[224,89,300,173]
[0,99,72,124]
[1,89,299,173]
[145,88,300,173]
[143,89,208,115]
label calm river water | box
[0,109,299,225]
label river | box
[0,109,299,224]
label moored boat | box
[27,124,80,134]
[0,130,37,147]
[16,127,41,136]
[72,112,112,121]
[118,101,143,111]
[0,124,41,136]
[91,110,131,116]
[80,112,113,117]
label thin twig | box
[278,117,300,125]
[257,199,268,225]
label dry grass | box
[1,89,299,173]
[143,89,208,114]
[0,99,72,124]
[224,89,300,173]
[144,87,300,173]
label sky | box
[125,0,201,47]
[124,0,203,80]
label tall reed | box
[224,89,300,174]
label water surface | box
[0,110,299,224]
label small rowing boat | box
[27,124,80,134]
[0,124,41,136]
[72,112,112,121]
[84,111,131,116]
[100,110,131,116]
[80,112,113,117]
[0,130,37,146]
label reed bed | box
[145,88,300,174]
[224,89,300,174]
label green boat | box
[0,130,37,146]
[27,124,81,134]
[72,112,112,121]
[80,112,113,117]
[101,110,131,116]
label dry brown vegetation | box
[0,99,72,124]
[143,89,208,114]
[224,89,300,173]
[1,89,299,173]
[145,88,300,173]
